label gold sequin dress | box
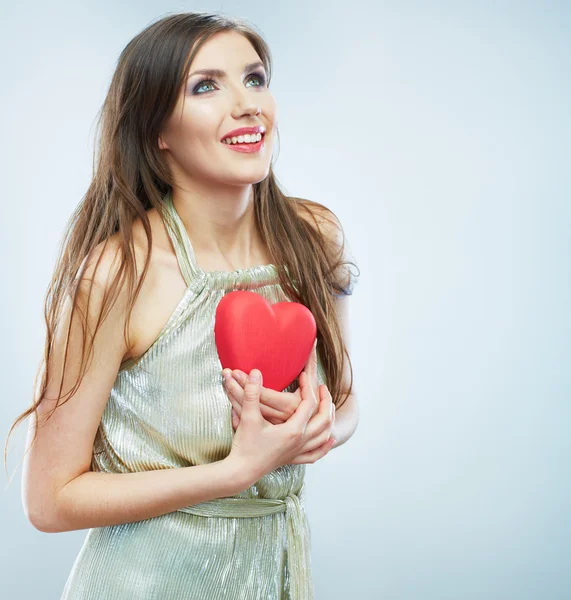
[61,188,327,600]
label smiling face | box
[159,30,277,187]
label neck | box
[170,180,267,271]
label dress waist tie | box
[177,483,313,600]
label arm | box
[43,458,250,533]
[22,238,253,534]
[330,393,359,449]
[328,289,359,450]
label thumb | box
[242,369,262,411]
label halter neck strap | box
[160,188,202,287]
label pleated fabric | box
[61,188,327,600]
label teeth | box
[223,132,263,144]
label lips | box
[222,135,265,153]
[220,125,266,141]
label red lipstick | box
[220,125,266,141]
[221,125,266,154]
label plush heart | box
[214,290,317,392]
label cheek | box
[262,95,278,124]
[178,110,216,146]
[168,97,218,143]
[166,113,218,165]
[188,102,220,128]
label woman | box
[5,11,359,599]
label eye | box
[192,70,268,95]
[247,70,267,88]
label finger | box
[304,338,318,388]
[322,385,335,422]
[224,373,246,402]
[320,384,334,431]
[259,403,286,422]
[290,436,336,465]
[223,374,244,414]
[304,339,317,370]
[296,422,333,454]
[261,409,283,425]
[231,370,294,418]
[231,370,265,394]
[231,370,247,384]
[231,407,240,430]
[305,384,334,440]
[224,385,238,409]
[242,369,262,417]
[284,370,318,434]
[232,395,281,424]
[229,395,242,418]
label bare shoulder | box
[120,207,189,365]
[80,211,161,314]
[75,207,178,365]
[78,234,129,320]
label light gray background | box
[1,1,570,599]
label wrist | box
[222,456,260,494]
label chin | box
[228,165,271,185]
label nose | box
[230,86,262,118]
[234,101,261,119]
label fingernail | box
[223,370,231,381]
[248,370,260,382]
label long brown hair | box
[3,11,359,481]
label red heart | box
[214,291,317,392]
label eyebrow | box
[188,61,265,79]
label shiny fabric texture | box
[61,188,327,600]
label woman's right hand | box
[227,367,336,483]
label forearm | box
[331,394,359,449]
[41,457,251,533]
